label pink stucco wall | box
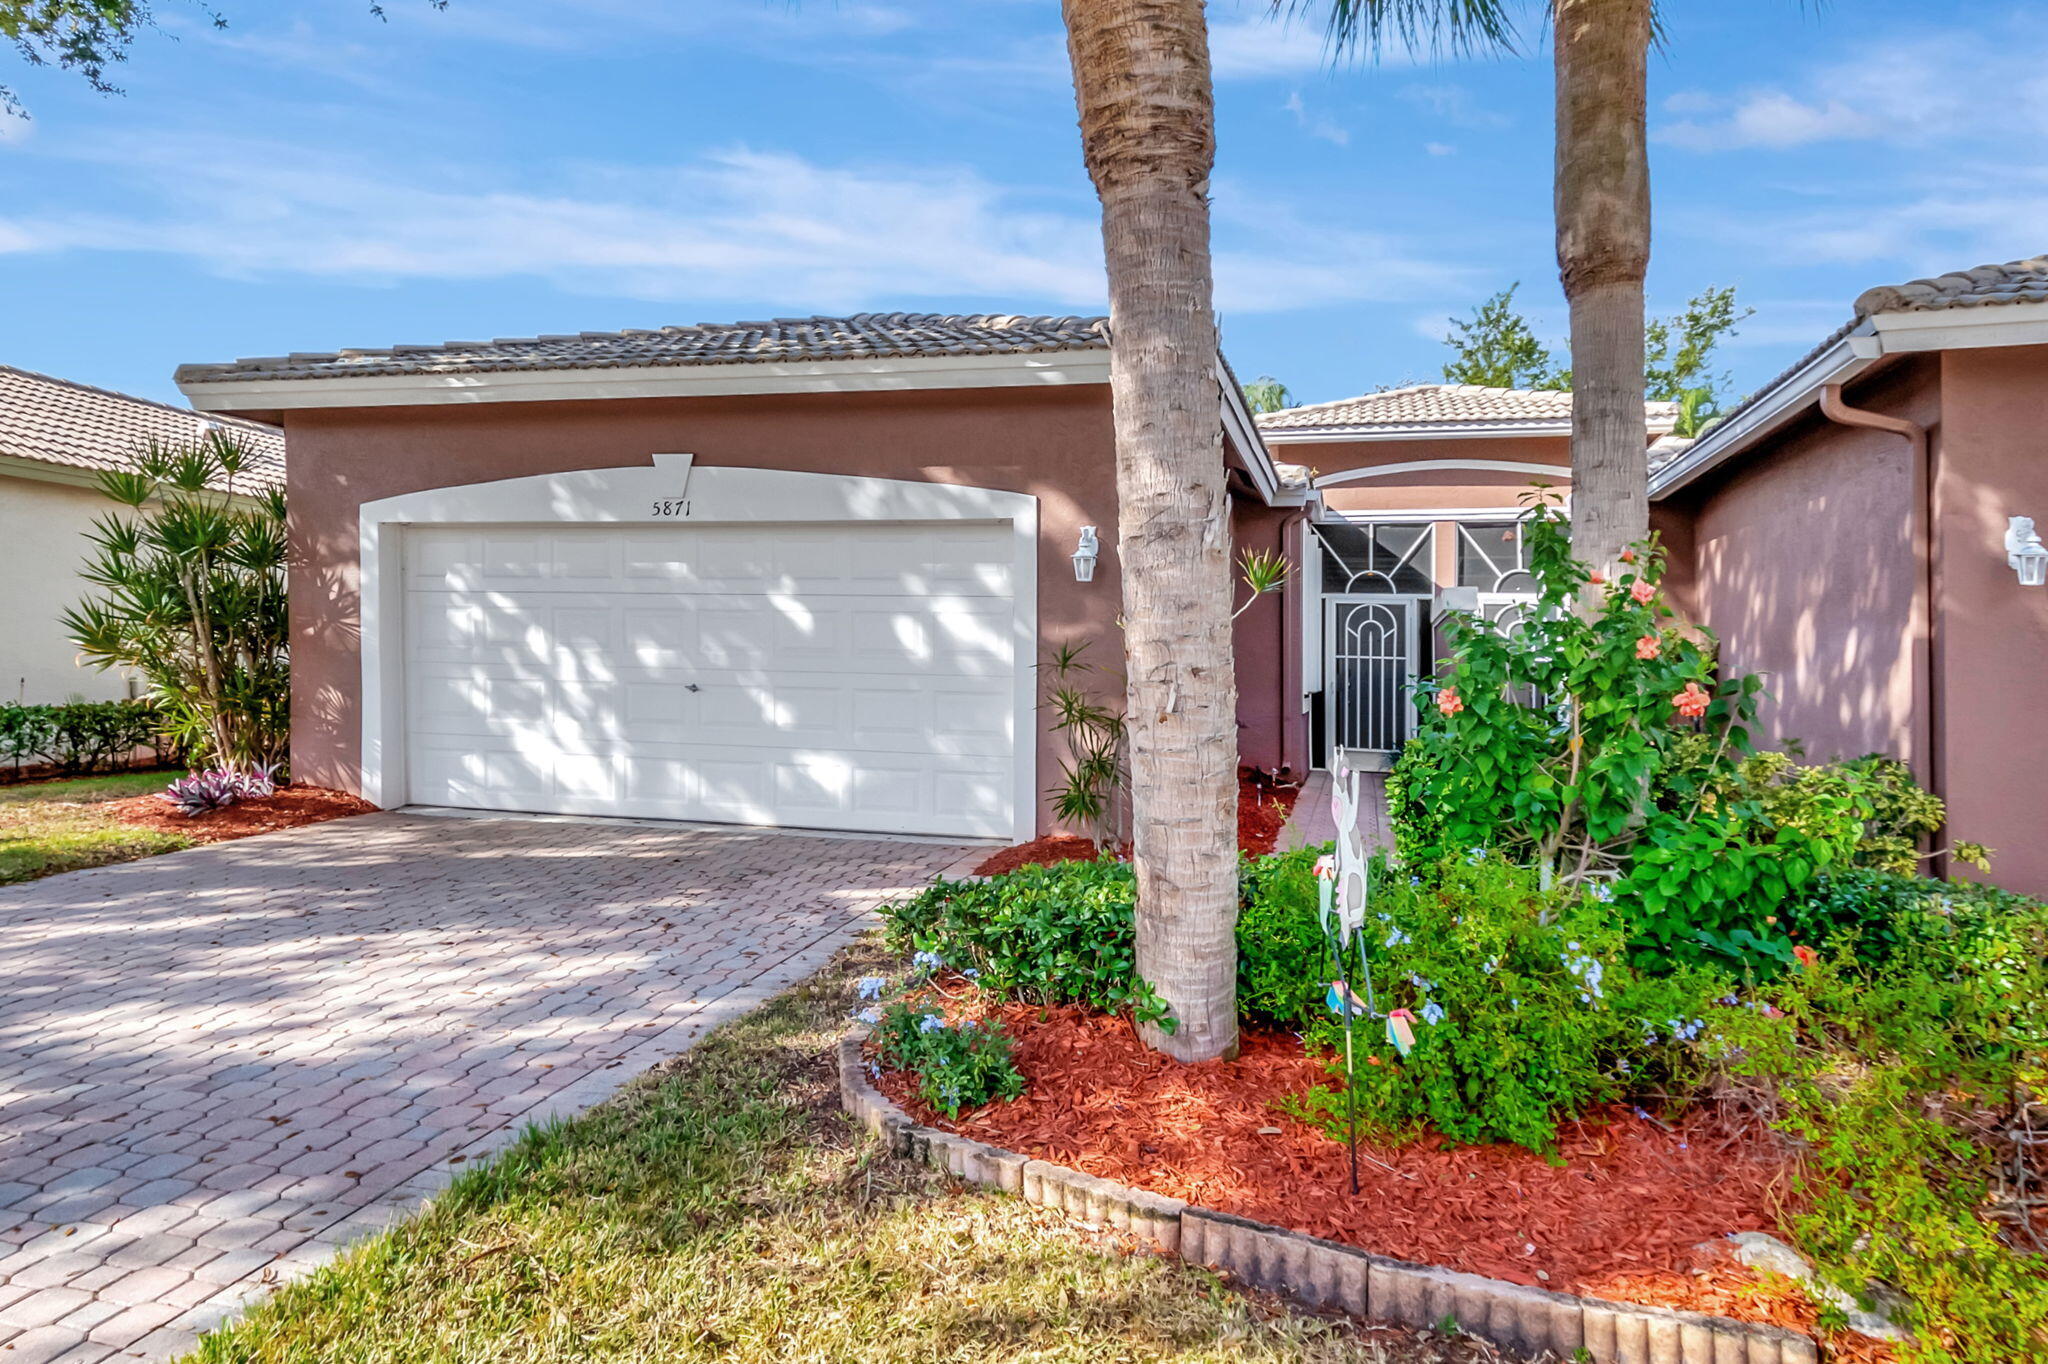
[263,386,1132,837]
[1671,359,1937,770]
[1927,347,2048,895]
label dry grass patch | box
[188,940,1502,1364]
[0,770,190,884]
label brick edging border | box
[838,1031,1818,1364]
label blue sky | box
[1,0,2041,408]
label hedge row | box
[0,700,171,775]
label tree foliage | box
[1440,283,1568,390]
[2,0,437,114]
[63,432,288,774]
[1240,374,1296,414]
[1439,282,1751,435]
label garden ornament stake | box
[1314,756,1375,1195]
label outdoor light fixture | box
[1072,526,1100,583]
[2007,516,2048,588]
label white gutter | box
[1649,319,1879,498]
[1653,300,2048,499]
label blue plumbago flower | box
[1385,927,1411,948]
[1464,847,1488,865]
[855,976,889,1000]
[1378,912,1393,922]
[911,950,945,973]
[855,1006,882,1026]
[917,1013,947,1034]
[959,1018,978,1029]
[1588,882,1615,903]
[1667,1018,1705,1043]
[1562,951,1605,1001]
[1408,875,1423,888]
[1716,993,1741,1007]
[1482,957,1499,975]
[1510,998,1522,1011]
[1419,1000,1447,1027]
[962,967,980,980]
[1407,973,1436,992]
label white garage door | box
[401,522,1017,838]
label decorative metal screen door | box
[1323,596,1418,759]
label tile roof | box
[0,365,284,492]
[1854,254,2048,317]
[1257,383,1679,433]
[176,312,1113,385]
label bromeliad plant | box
[63,433,288,775]
[164,763,277,816]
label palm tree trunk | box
[1554,0,1652,582]
[1060,0,1240,1062]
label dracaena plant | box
[63,432,289,775]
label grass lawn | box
[189,940,1488,1364]
[0,768,190,885]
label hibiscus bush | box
[1395,494,1881,973]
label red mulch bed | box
[103,785,377,844]
[873,999,1893,1361]
[973,770,1302,876]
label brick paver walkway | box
[0,811,975,1362]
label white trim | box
[1652,302,2048,498]
[1261,420,1575,444]
[1313,504,1563,525]
[1650,324,1874,497]
[183,350,1113,413]
[1314,458,1568,488]
[1870,303,2048,352]
[357,453,1039,843]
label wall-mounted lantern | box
[1072,526,1100,583]
[2007,516,2048,588]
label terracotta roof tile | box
[0,365,284,492]
[1855,255,2048,316]
[177,312,1113,385]
[1257,383,1678,433]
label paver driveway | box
[0,811,976,1362]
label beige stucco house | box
[0,366,284,705]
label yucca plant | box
[63,432,289,775]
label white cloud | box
[1659,92,1875,152]
[1397,83,1509,132]
[1283,92,1350,146]
[1424,141,1455,157]
[0,136,1469,318]
[1657,26,2048,153]
[1210,16,1335,80]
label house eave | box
[176,349,1118,415]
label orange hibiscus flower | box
[1635,635,1661,660]
[1437,687,1464,717]
[1672,681,1711,719]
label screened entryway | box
[1309,520,1434,766]
[1455,520,1542,637]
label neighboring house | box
[1650,254,2048,896]
[174,262,2048,896]
[0,366,284,705]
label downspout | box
[1818,384,1941,855]
[1278,504,1313,777]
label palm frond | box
[1286,0,1521,60]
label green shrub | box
[0,700,164,774]
[1295,855,1726,1152]
[63,432,288,773]
[1236,846,1329,1027]
[880,858,1167,1025]
[871,1001,1025,1119]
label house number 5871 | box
[650,498,691,517]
